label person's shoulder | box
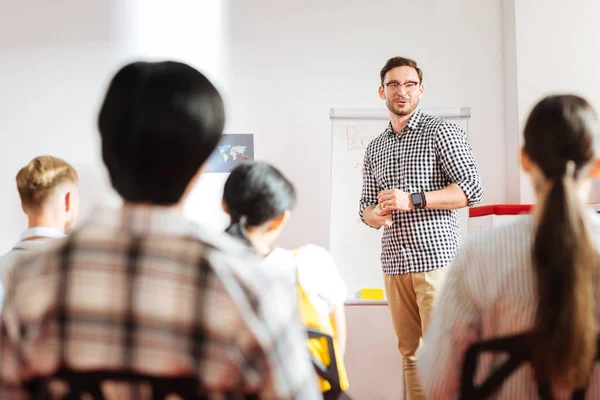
[457,216,534,272]
[468,215,532,247]
[295,244,347,306]
[365,124,392,153]
[186,229,266,282]
[419,112,463,135]
[265,247,293,262]
[295,244,343,280]
[11,237,70,265]
[441,217,535,310]
[196,226,255,257]
[296,244,334,262]
[264,247,296,271]
[0,248,19,283]
[6,236,71,286]
[0,248,16,267]
[584,210,600,251]
[207,241,293,300]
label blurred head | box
[222,161,296,254]
[17,156,79,233]
[98,61,225,206]
[523,94,599,187]
[522,94,600,389]
[378,56,424,118]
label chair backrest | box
[307,327,344,400]
[25,368,260,400]
[460,333,600,400]
[305,328,354,400]
[293,249,349,394]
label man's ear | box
[221,199,229,214]
[65,192,72,213]
[268,210,291,231]
[21,203,28,216]
[590,156,600,178]
[378,85,385,100]
[520,147,533,173]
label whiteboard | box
[329,108,471,297]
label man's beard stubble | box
[386,97,419,117]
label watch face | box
[411,193,421,205]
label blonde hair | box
[16,156,78,208]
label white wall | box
[0,0,226,252]
[506,0,600,203]
[501,0,522,204]
[226,0,507,248]
[11,0,599,253]
[0,1,116,252]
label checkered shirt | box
[359,109,484,275]
[0,206,320,399]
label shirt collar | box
[20,227,67,241]
[406,108,423,131]
[386,108,423,136]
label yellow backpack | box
[294,250,350,393]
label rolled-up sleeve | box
[359,149,379,223]
[436,122,484,206]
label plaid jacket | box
[0,206,319,399]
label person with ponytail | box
[223,161,350,396]
[417,94,600,398]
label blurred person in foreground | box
[0,61,319,399]
[419,94,600,398]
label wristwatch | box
[410,192,427,209]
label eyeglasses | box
[383,81,420,94]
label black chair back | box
[460,333,600,400]
[306,327,353,400]
[26,368,260,400]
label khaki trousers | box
[384,268,447,400]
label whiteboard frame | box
[330,107,471,120]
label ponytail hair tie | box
[565,160,577,179]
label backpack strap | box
[291,249,342,394]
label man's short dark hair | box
[380,57,423,85]
[98,61,225,205]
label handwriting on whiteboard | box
[352,162,365,177]
[346,126,375,150]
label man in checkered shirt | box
[0,61,319,399]
[359,56,483,400]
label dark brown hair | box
[380,56,423,85]
[524,94,599,388]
